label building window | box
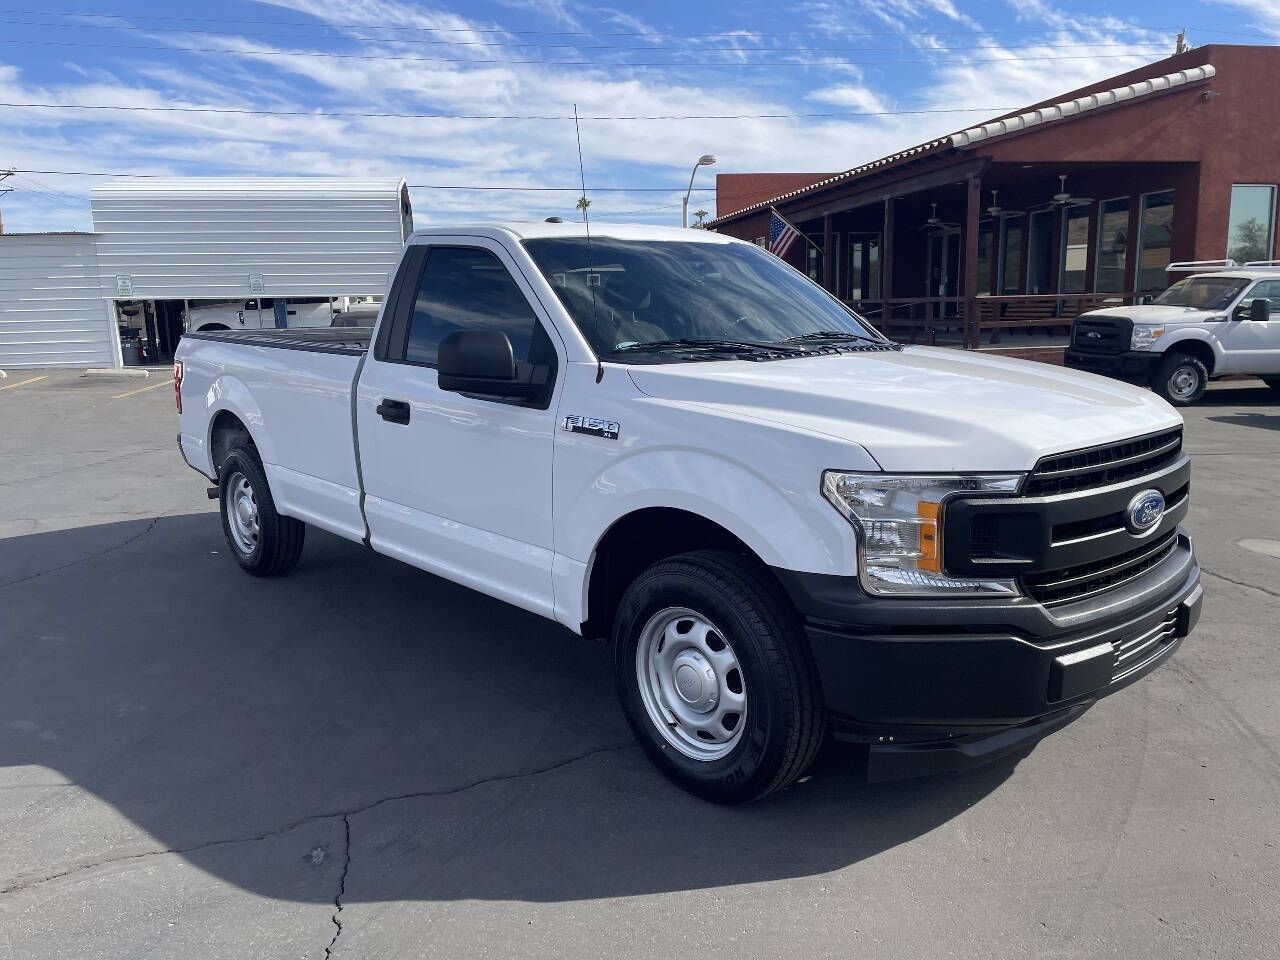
[999,216,1024,294]
[1060,206,1090,294]
[848,232,880,301]
[1226,184,1276,264]
[805,236,822,282]
[1095,198,1130,292]
[1027,209,1056,294]
[977,224,994,296]
[1136,190,1175,293]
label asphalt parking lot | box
[1,368,1277,959]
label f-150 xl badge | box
[563,415,620,440]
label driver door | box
[1218,279,1280,374]
[355,239,563,619]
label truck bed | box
[180,327,372,355]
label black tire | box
[612,550,826,804]
[1152,352,1208,406]
[217,444,305,577]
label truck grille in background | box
[1021,530,1179,607]
[1112,608,1180,681]
[1023,428,1183,497]
[1071,315,1132,354]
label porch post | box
[882,197,895,325]
[822,213,833,293]
[964,175,981,350]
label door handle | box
[377,398,411,424]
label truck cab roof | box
[406,222,741,243]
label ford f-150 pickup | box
[174,221,1203,803]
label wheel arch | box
[579,506,789,641]
[1161,334,1218,375]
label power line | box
[0,36,1182,67]
[0,8,1172,39]
[0,101,1023,121]
[5,169,722,191]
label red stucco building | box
[709,45,1280,349]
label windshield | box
[522,237,881,359]
[1154,276,1249,310]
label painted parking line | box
[112,378,174,400]
[0,375,49,392]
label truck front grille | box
[1021,530,1179,607]
[1071,315,1132,354]
[1024,428,1183,497]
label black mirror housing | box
[1250,297,1271,323]
[437,330,544,399]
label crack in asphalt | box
[0,741,635,898]
[0,516,163,589]
[324,816,351,959]
[1201,567,1280,601]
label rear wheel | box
[218,445,305,576]
[1152,352,1208,406]
[612,550,825,804]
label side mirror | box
[1140,294,1154,305]
[437,330,542,399]
[1250,297,1270,322]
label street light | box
[683,154,717,228]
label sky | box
[1,0,1277,232]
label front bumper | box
[773,532,1201,779]
[1064,348,1162,381]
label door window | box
[1244,279,1280,311]
[404,247,542,366]
[999,217,1024,294]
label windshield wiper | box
[781,330,884,345]
[613,338,808,355]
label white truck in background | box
[184,297,346,333]
[173,222,1202,803]
[1066,260,1280,404]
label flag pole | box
[770,206,824,256]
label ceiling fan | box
[915,202,960,231]
[986,189,1024,218]
[1051,174,1093,207]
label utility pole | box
[0,169,14,234]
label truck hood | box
[1085,304,1215,323]
[626,346,1181,472]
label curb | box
[81,368,150,379]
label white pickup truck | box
[174,222,1202,803]
[1066,261,1280,404]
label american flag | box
[768,208,801,259]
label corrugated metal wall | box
[0,233,115,369]
[89,178,409,300]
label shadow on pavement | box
[0,514,1017,903]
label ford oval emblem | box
[1126,489,1165,536]
[1086,330,1102,339]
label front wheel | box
[1152,352,1208,406]
[613,551,826,804]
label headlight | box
[1131,325,1165,350]
[821,472,1022,596]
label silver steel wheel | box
[1168,363,1201,401]
[226,472,260,555]
[635,606,748,762]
